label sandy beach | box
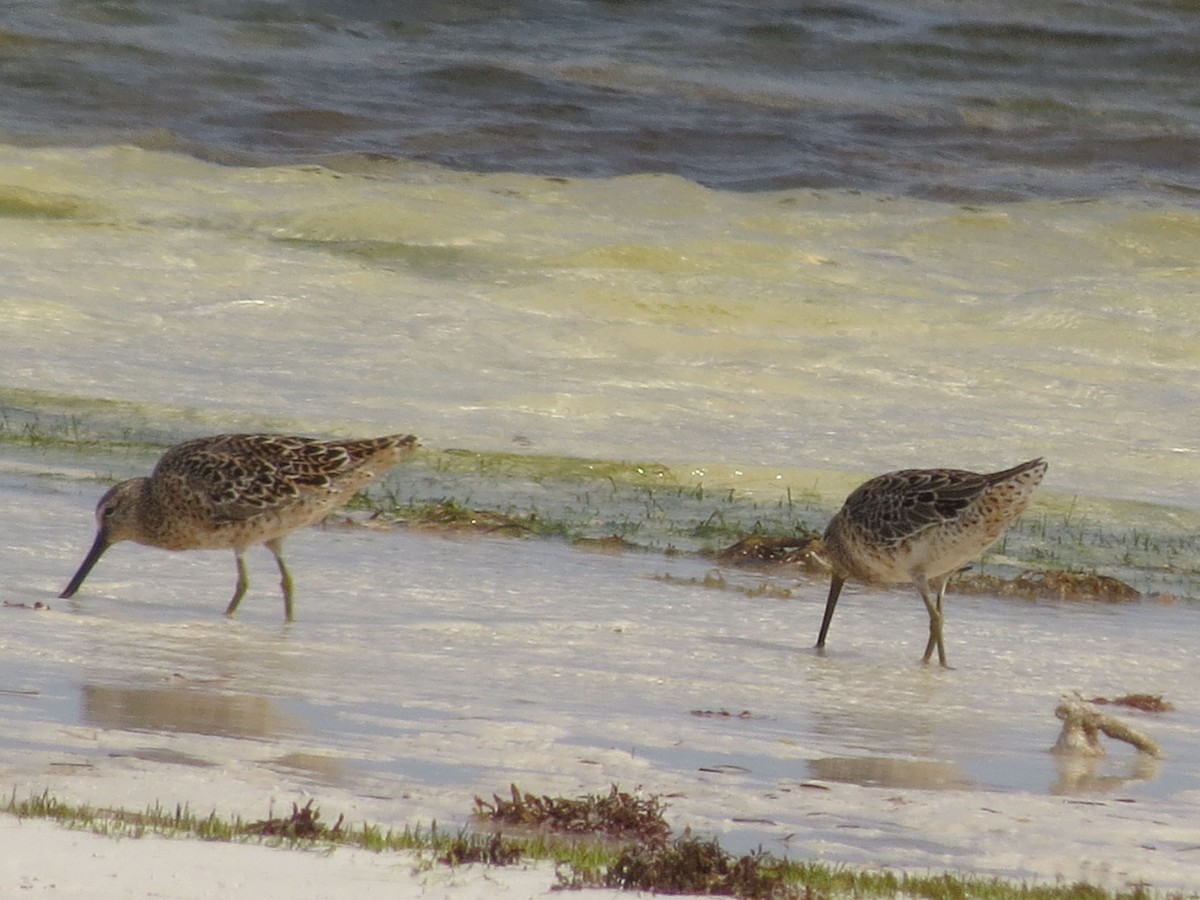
[1,814,642,899]
[6,765,1200,897]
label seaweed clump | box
[401,499,534,536]
[603,834,795,900]
[478,785,802,897]
[1088,693,1174,713]
[474,783,671,846]
[713,534,824,573]
[245,800,343,841]
[956,569,1140,602]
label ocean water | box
[4,0,1199,201]
[2,0,1200,889]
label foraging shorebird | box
[60,432,417,621]
[816,458,1047,666]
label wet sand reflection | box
[81,683,301,741]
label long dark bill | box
[60,530,111,598]
[815,573,845,649]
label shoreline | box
[4,783,1191,899]
[4,398,1199,603]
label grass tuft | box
[437,828,524,866]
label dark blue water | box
[3,0,1198,202]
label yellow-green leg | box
[266,538,295,623]
[225,551,250,617]
[915,574,949,667]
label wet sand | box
[4,474,1199,894]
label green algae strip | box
[3,386,1199,600]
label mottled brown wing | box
[151,434,361,524]
[842,468,988,545]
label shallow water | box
[4,472,1200,889]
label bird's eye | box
[102,505,117,519]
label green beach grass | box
[3,786,1179,900]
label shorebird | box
[60,432,418,621]
[816,457,1047,666]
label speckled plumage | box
[60,433,418,621]
[816,457,1047,666]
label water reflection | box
[107,747,216,768]
[81,683,302,740]
[267,752,349,787]
[805,656,951,759]
[1051,752,1161,796]
[808,755,972,791]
